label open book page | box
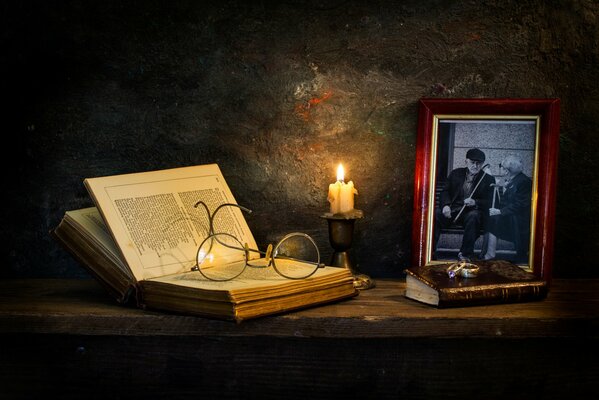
[84,164,257,281]
[148,260,350,292]
[64,207,134,280]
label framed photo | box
[412,98,560,280]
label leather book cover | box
[404,260,548,307]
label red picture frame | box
[412,98,560,281]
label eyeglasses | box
[191,201,324,281]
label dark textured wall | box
[3,0,599,279]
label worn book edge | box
[54,206,358,313]
[404,263,548,308]
[53,164,359,320]
[51,221,137,304]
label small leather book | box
[404,260,548,307]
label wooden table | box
[1,278,598,399]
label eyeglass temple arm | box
[212,203,252,235]
[245,246,263,255]
[193,200,211,216]
[212,202,252,215]
[194,201,252,216]
[194,201,253,234]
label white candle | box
[328,164,357,214]
[328,181,341,214]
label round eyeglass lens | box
[272,233,321,279]
[196,233,247,281]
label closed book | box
[404,260,547,307]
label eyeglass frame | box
[191,200,325,281]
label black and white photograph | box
[430,118,538,267]
[413,98,560,280]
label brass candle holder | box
[321,209,375,290]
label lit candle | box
[328,164,358,214]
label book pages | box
[84,164,257,281]
[150,262,348,292]
[64,207,134,280]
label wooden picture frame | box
[412,98,560,281]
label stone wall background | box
[452,121,536,176]
[3,0,599,279]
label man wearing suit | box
[480,155,532,263]
[434,148,495,261]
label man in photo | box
[434,148,495,261]
[480,155,532,263]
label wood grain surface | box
[2,278,598,338]
[2,279,598,399]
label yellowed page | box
[64,207,133,280]
[84,164,256,281]
[150,260,349,292]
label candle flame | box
[336,163,344,182]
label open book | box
[52,164,358,322]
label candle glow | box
[328,163,357,214]
[337,164,344,182]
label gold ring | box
[447,261,480,279]
[460,264,480,278]
[447,261,466,278]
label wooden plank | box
[1,334,598,400]
[2,279,599,399]
[2,279,599,339]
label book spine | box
[438,283,547,307]
[50,227,136,305]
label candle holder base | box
[321,210,375,290]
[351,273,376,291]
